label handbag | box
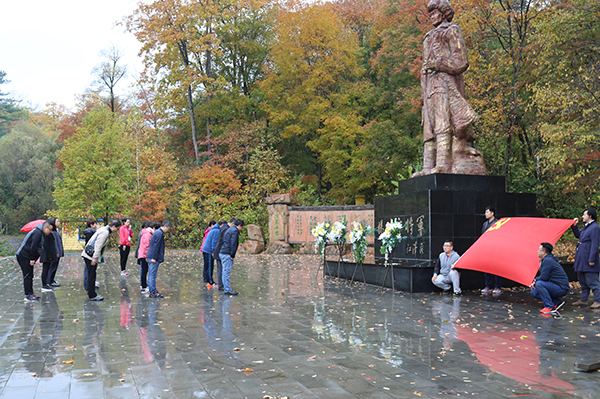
[85,233,99,256]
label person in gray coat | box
[432,240,461,295]
[81,220,122,301]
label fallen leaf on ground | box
[62,360,74,364]
[239,368,253,372]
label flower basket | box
[377,218,406,292]
[348,221,373,283]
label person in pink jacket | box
[138,221,158,295]
[119,218,134,276]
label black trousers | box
[84,257,98,298]
[139,258,148,289]
[17,255,34,295]
[119,245,131,271]
[41,261,52,287]
[48,259,60,284]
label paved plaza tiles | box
[0,252,599,398]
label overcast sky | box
[1,0,143,110]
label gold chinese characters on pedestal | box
[413,0,486,177]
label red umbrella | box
[21,219,47,233]
[453,217,574,285]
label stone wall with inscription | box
[288,205,374,244]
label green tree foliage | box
[530,0,600,215]
[6,0,597,244]
[54,106,136,223]
[259,0,366,199]
[0,121,60,233]
[0,71,26,138]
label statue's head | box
[427,0,455,23]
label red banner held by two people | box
[453,217,575,286]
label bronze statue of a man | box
[413,0,486,176]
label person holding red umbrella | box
[16,221,53,301]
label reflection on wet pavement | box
[0,252,599,398]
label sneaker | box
[591,302,600,309]
[481,287,492,295]
[24,294,39,302]
[212,283,219,288]
[88,295,104,301]
[149,292,164,299]
[224,291,238,296]
[572,300,588,306]
[540,307,554,314]
[207,283,213,289]
[121,270,130,276]
[50,281,61,287]
[41,285,54,292]
[95,281,100,288]
[554,301,565,311]
[492,288,502,295]
[452,291,462,297]
[218,286,224,291]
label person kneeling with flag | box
[530,242,569,314]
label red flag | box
[453,217,574,286]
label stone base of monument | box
[325,174,537,293]
[323,260,521,292]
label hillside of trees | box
[1,0,598,245]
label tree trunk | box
[205,43,213,160]
[187,84,199,162]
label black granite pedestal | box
[325,174,537,293]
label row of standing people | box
[201,218,245,296]
[80,218,172,301]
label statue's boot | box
[431,133,452,174]
[413,140,436,177]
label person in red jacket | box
[119,218,134,276]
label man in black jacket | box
[16,221,53,301]
[213,218,236,291]
[219,219,244,296]
[481,206,501,295]
[40,220,58,292]
[46,218,64,289]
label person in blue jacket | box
[219,219,244,296]
[203,221,221,287]
[147,221,172,298]
[530,242,569,314]
[571,208,600,308]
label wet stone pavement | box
[0,253,599,398]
